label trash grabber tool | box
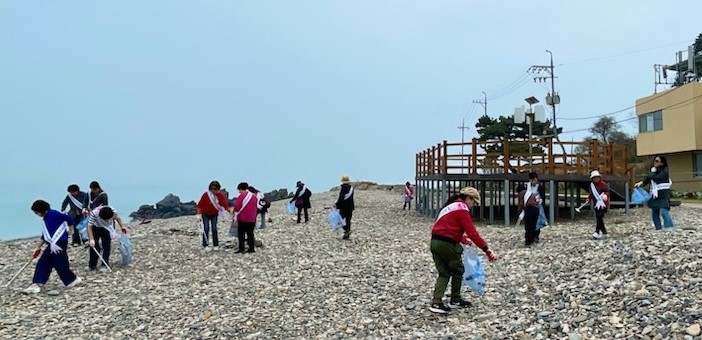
[5,255,36,288]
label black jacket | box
[335,184,355,211]
[291,187,312,209]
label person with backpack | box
[248,186,270,229]
[196,180,230,251]
[429,186,497,314]
[234,182,258,253]
[290,181,312,224]
[86,206,128,272]
[335,175,355,240]
[23,200,83,294]
[61,184,88,247]
[403,182,414,210]
[82,181,108,216]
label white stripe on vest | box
[651,179,673,199]
[207,191,228,217]
[67,194,84,210]
[436,201,469,221]
[344,187,354,200]
[43,222,67,254]
[590,183,606,210]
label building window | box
[639,110,663,133]
[694,152,702,177]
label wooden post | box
[489,181,495,225]
[592,140,599,171]
[548,137,554,174]
[442,140,448,175]
[549,180,555,226]
[503,137,510,174]
[503,179,510,226]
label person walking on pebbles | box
[335,175,355,240]
[82,181,108,216]
[290,181,312,224]
[24,200,83,294]
[87,206,128,271]
[429,187,497,314]
[61,184,88,247]
[233,182,258,253]
[196,180,230,251]
[635,155,675,231]
[585,170,610,239]
[403,182,414,210]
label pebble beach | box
[1,187,701,339]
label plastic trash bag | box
[229,219,238,238]
[76,218,89,241]
[327,208,346,231]
[119,234,132,266]
[287,202,296,215]
[462,247,486,295]
[631,187,651,205]
[536,205,548,230]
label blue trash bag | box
[119,234,132,266]
[327,208,346,231]
[75,218,89,241]
[536,205,548,230]
[462,247,486,296]
[286,202,296,215]
[631,187,651,205]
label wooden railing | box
[416,138,630,178]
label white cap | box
[590,170,602,179]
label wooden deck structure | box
[415,137,635,226]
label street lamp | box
[525,96,539,168]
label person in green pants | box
[429,186,497,314]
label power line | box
[558,40,692,67]
[559,85,684,121]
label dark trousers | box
[403,199,411,210]
[202,214,219,247]
[33,240,77,285]
[69,211,84,245]
[524,206,540,246]
[237,221,256,251]
[430,239,464,302]
[88,227,112,269]
[339,209,353,236]
[297,208,309,223]
[595,208,608,234]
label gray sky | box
[1,0,700,198]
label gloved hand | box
[82,208,89,217]
[634,181,643,187]
[651,167,657,173]
[121,227,128,234]
[88,239,95,247]
[32,247,41,259]
[485,250,497,262]
[601,193,608,202]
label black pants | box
[237,221,256,251]
[89,227,111,269]
[339,209,353,236]
[33,240,77,285]
[403,200,411,210]
[595,208,608,234]
[297,208,309,223]
[69,212,84,245]
[524,206,539,246]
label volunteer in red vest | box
[196,180,230,251]
[403,182,414,210]
[233,182,258,253]
[584,170,610,239]
[429,186,497,314]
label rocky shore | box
[1,187,701,339]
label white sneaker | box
[601,233,610,239]
[98,266,109,273]
[204,246,212,252]
[591,231,602,239]
[84,266,95,272]
[66,276,82,288]
[23,284,41,294]
[213,246,219,251]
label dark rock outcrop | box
[130,189,294,221]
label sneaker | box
[448,299,472,309]
[429,302,451,314]
[99,266,110,273]
[235,250,245,254]
[246,249,255,253]
[591,231,602,239]
[84,266,95,272]
[66,276,83,288]
[204,246,212,252]
[213,246,219,251]
[23,284,41,294]
[342,231,352,240]
[601,233,610,239]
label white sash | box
[590,183,606,210]
[436,201,469,221]
[88,192,105,209]
[651,179,673,199]
[43,222,67,254]
[241,192,254,211]
[67,194,83,210]
[298,186,308,198]
[92,207,118,238]
[344,187,354,200]
[207,191,228,217]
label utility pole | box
[457,119,470,174]
[530,51,566,157]
[473,91,488,117]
